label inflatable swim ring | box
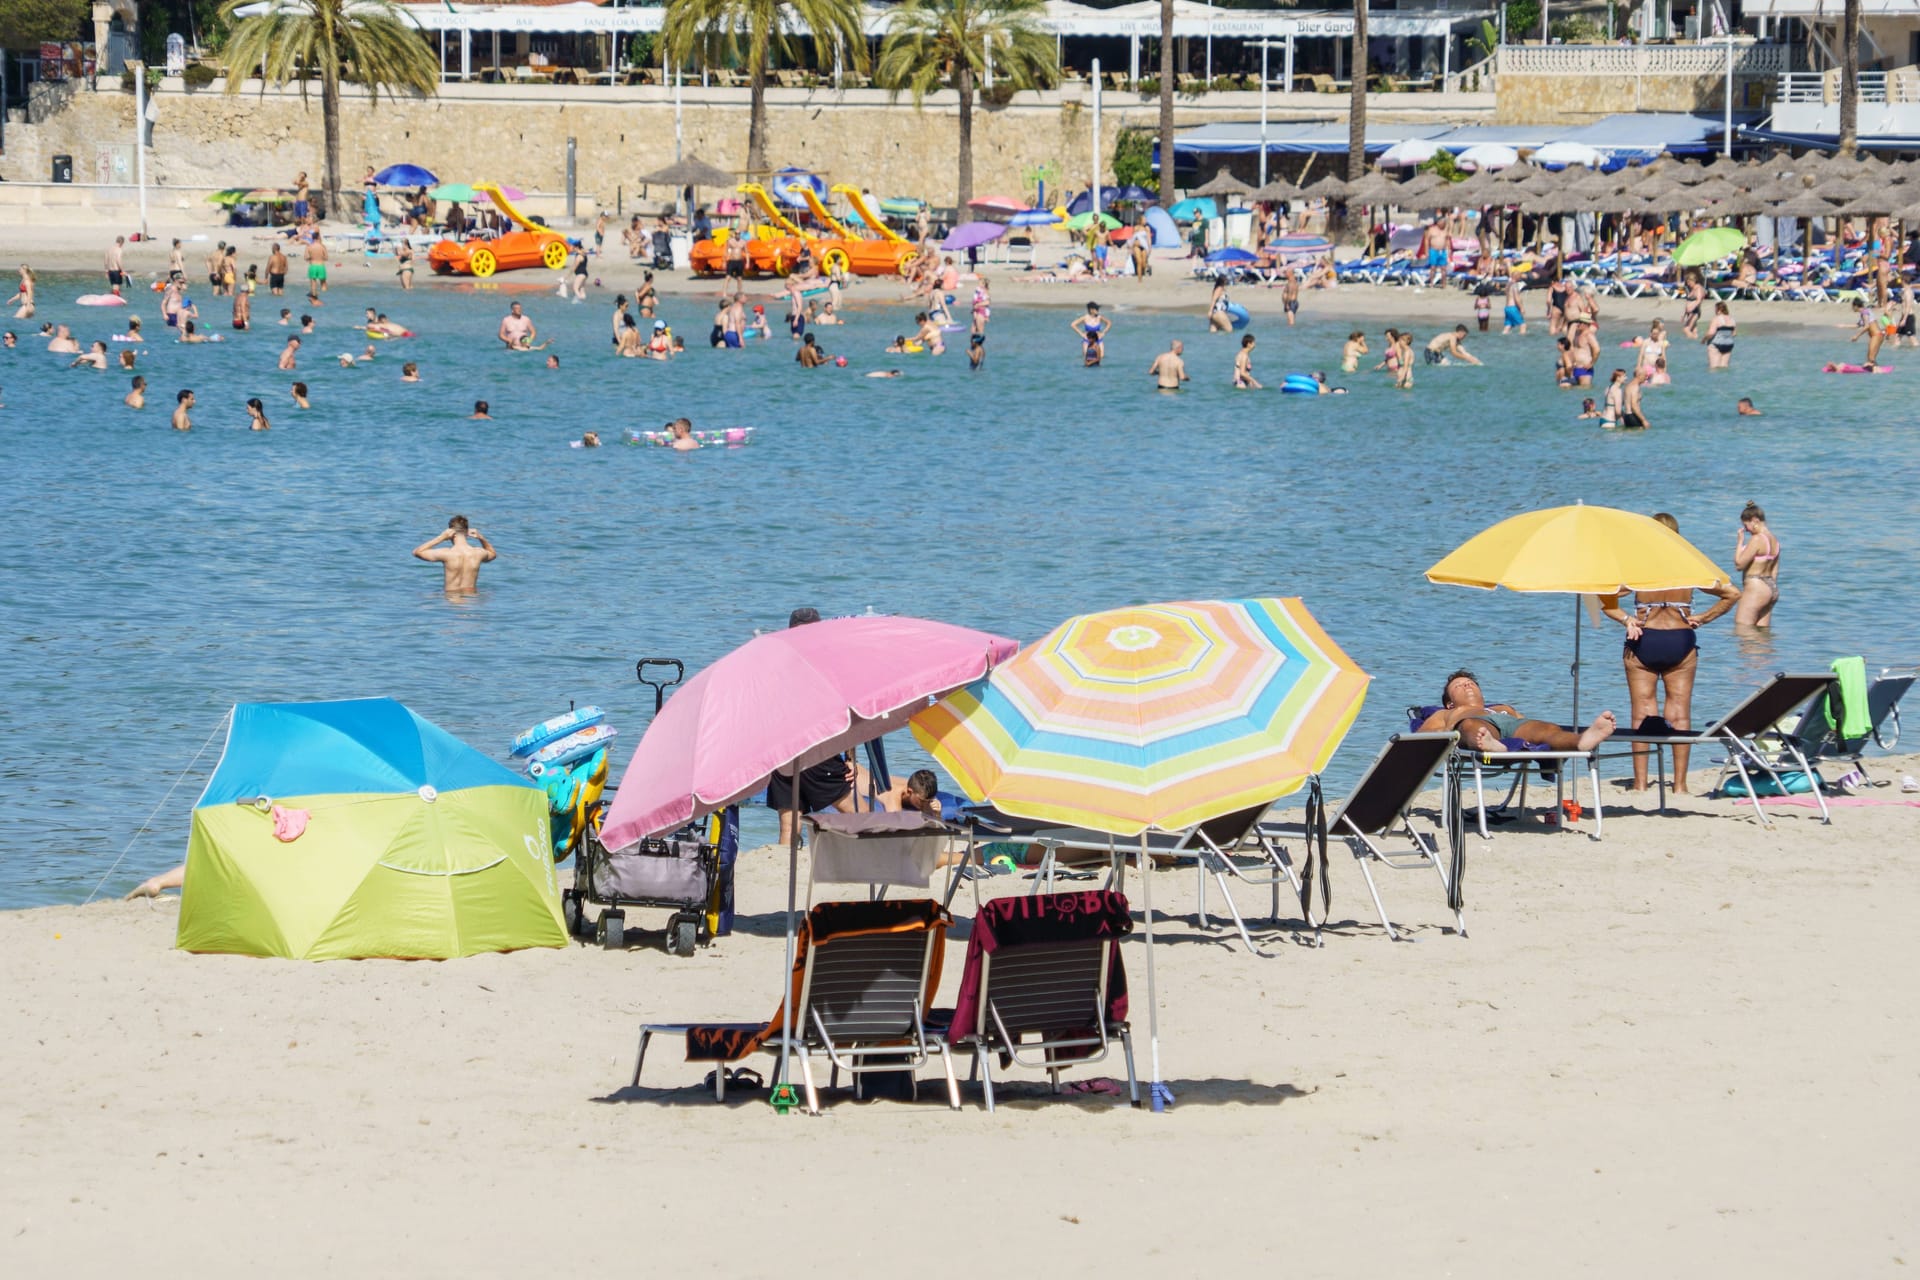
[902,340,925,354]
[514,705,606,758]
[77,294,128,307]
[627,426,756,446]
[1224,302,1251,331]
[1281,374,1321,395]
[365,327,415,340]
[1823,363,1893,374]
[526,722,618,770]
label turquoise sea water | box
[3,267,1914,905]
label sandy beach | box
[6,219,1860,333]
[4,758,1917,1276]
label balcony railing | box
[1497,42,1800,77]
[1776,69,1920,104]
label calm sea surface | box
[3,267,1913,905]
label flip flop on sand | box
[1064,1078,1123,1096]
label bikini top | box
[1634,593,1693,617]
[1751,532,1779,563]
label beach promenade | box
[3,771,1918,1275]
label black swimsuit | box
[1625,627,1696,673]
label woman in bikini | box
[1702,301,1736,370]
[1601,512,1741,791]
[1680,270,1707,339]
[1734,500,1781,627]
[1633,319,1668,381]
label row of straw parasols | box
[1190,150,1920,228]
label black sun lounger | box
[1607,671,1838,826]
[634,898,958,1113]
[1259,732,1465,943]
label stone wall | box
[0,78,1491,215]
[1496,72,1774,125]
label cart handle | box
[636,658,684,715]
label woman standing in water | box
[1601,512,1741,791]
[1734,501,1781,627]
[8,266,34,319]
[1702,302,1735,371]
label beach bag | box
[1720,769,1823,798]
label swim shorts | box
[1621,411,1647,430]
[106,270,124,287]
[308,264,327,281]
[723,330,743,349]
[1504,305,1524,326]
[1427,248,1446,268]
[293,200,310,219]
[268,273,285,291]
[726,260,745,279]
[1423,348,1444,365]
[766,758,852,814]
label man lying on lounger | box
[1418,670,1618,753]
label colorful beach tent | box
[177,699,566,960]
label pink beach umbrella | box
[598,614,1021,1103]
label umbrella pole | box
[1139,832,1170,1112]
[771,757,802,1112]
[1571,593,1582,727]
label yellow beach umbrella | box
[1426,503,1732,721]
[1427,503,1731,595]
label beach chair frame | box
[633,904,958,1114]
[1262,733,1466,943]
[1787,665,1915,775]
[949,938,1138,1113]
[1408,707,1606,838]
[1610,672,1838,826]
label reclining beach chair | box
[1787,663,1914,775]
[1259,733,1464,943]
[633,898,959,1113]
[933,889,1138,1112]
[1608,671,1838,826]
[950,804,1309,957]
[1406,707,1606,838]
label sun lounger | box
[1260,733,1464,942]
[932,889,1138,1112]
[1407,707,1606,838]
[951,804,1309,956]
[633,898,958,1113]
[1608,671,1838,825]
[1788,664,1914,773]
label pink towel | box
[271,805,311,841]
[1757,795,1920,809]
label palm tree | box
[1157,0,1175,207]
[1346,0,1367,181]
[663,0,870,177]
[1838,0,1861,157]
[218,0,437,219]
[876,0,1057,217]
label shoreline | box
[9,223,1860,335]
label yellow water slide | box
[475,181,544,233]
[738,183,807,239]
[831,184,907,244]
[791,183,857,240]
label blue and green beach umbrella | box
[177,699,566,960]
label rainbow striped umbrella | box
[911,598,1370,836]
[911,597,1368,1112]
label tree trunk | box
[1347,0,1367,181]
[321,62,342,221]
[1838,0,1860,157]
[957,65,974,221]
[1157,0,1175,205]
[746,28,768,175]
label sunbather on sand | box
[1418,670,1617,753]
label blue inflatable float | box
[1281,374,1321,395]
[1225,302,1250,331]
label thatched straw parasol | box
[1249,178,1303,203]
[1298,175,1350,201]
[1341,171,1400,204]
[1669,161,1710,185]
[1713,194,1765,218]
[636,155,736,189]
[1397,171,1451,203]
[1494,160,1539,183]
[1688,177,1743,205]
[1815,176,1868,201]
[1192,168,1253,198]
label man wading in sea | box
[413,515,496,596]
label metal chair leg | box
[798,1046,821,1115]
[977,1050,996,1113]
[633,1028,653,1088]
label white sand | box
[4,760,1917,1275]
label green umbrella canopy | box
[1672,225,1747,265]
[428,182,478,202]
[1064,210,1122,230]
[206,188,251,207]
